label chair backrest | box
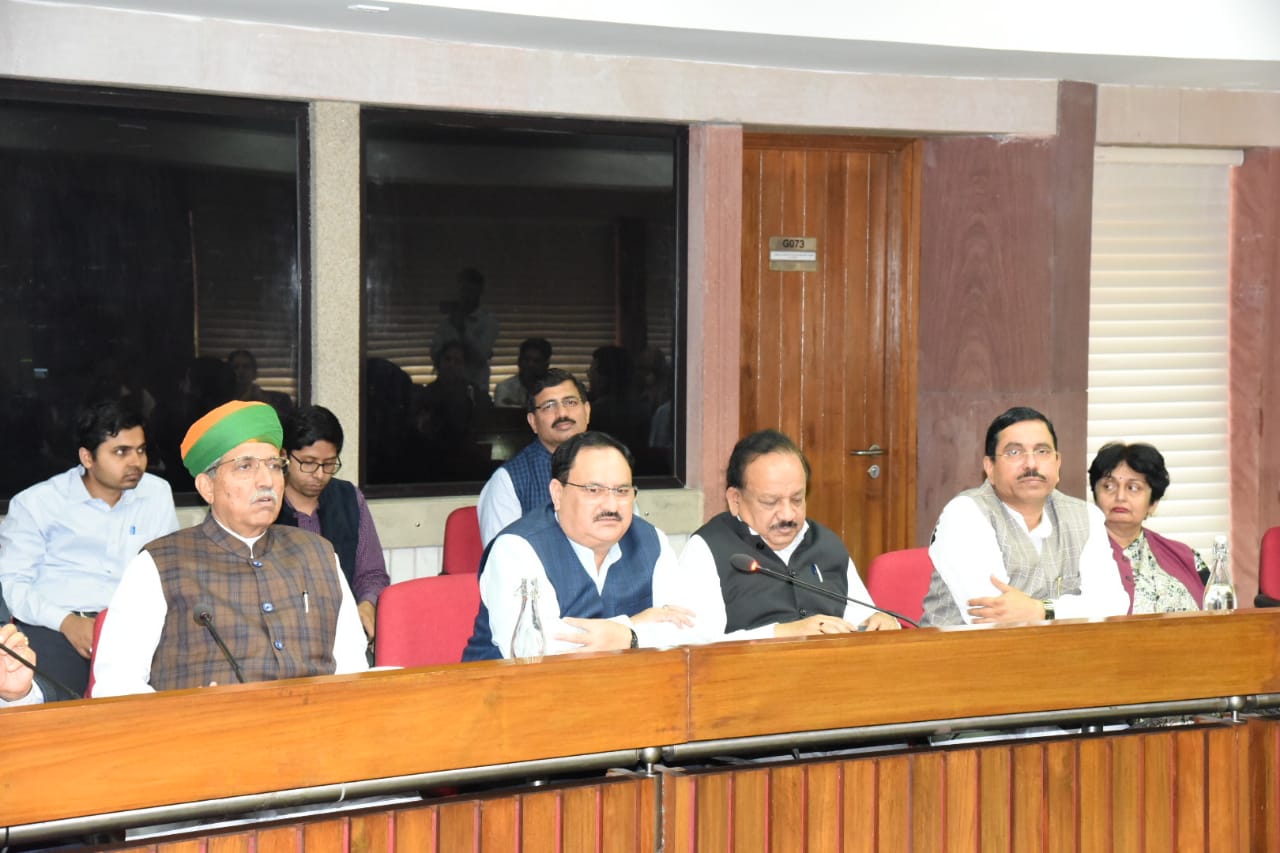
[84,609,108,698]
[1258,527,1280,603]
[865,548,934,627]
[442,505,483,575]
[375,574,481,667]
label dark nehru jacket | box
[503,440,554,515]
[277,477,360,590]
[463,503,660,661]
[694,512,852,632]
[147,514,343,690]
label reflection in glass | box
[0,85,305,501]
[362,112,684,490]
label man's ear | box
[527,411,537,434]
[982,456,995,481]
[581,401,591,428]
[725,486,741,515]
[549,478,564,512]
[77,446,94,469]
[194,471,216,505]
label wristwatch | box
[629,628,640,648]
[1042,599,1056,621]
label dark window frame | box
[358,108,689,498]
[0,80,312,510]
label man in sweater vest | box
[91,401,369,695]
[679,429,900,638]
[278,405,389,646]
[477,368,591,545]
[921,406,1128,627]
[464,431,712,660]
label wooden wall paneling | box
[1010,744,1046,852]
[522,788,564,853]
[1141,733,1175,851]
[394,806,439,852]
[876,755,911,850]
[805,760,844,851]
[686,124,744,515]
[437,801,479,851]
[1173,727,1208,853]
[255,826,305,853]
[768,763,808,850]
[478,797,519,852]
[659,770,694,853]
[733,768,770,849]
[599,777,651,853]
[1205,725,1243,852]
[1247,719,1280,852]
[1111,733,1143,851]
[207,833,255,853]
[1077,737,1113,852]
[738,146,765,438]
[942,749,980,852]
[155,840,205,853]
[1044,739,1078,853]
[841,755,878,853]
[561,785,601,851]
[909,751,945,851]
[1229,148,1280,603]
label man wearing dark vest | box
[680,429,899,639]
[91,401,369,695]
[464,431,707,660]
[477,368,591,545]
[277,405,389,646]
[921,406,1128,627]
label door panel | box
[740,135,918,571]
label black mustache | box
[553,417,576,428]
[594,511,623,522]
[772,520,799,531]
[1018,472,1046,481]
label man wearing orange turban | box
[91,401,368,694]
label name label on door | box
[768,236,818,271]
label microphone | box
[193,602,246,683]
[0,639,81,701]
[729,553,921,628]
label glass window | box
[362,110,685,492]
[0,83,307,503]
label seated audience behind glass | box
[1088,442,1207,614]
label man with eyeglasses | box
[464,431,712,659]
[920,407,1127,627]
[0,399,179,699]
[92,401,368,695]
[277,405,389,646]
[679,430,899,638]
[477,368,592,545]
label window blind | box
[1088,147,1242,558]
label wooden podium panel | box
[2,648,687,827]
[684,610,1280,741]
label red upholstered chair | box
[865,548,934,627]
[442,505,483,575]
[374,574,481,667]
[1255,527,1280,608]
[84,609,108,698]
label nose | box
[253,462,275,488]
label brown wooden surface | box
[686,610,1280,741]
[1230,147,1280,605]
[916,84,1097,545]
[661,720,1278,852]
[1,648,687,826]
[740,134,919,570]
[11,613,1280,846]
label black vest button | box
[799,608,808,617]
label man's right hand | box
[59,613,95,659]
[0,623,36,701]
[774,614,858,638]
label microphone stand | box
[747,562,921,628]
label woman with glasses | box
[278,405,390,649]
[1088,442,1207,614]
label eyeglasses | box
[533,396,583,414]
[289,454,342,475]
[1097,478,1150,496]
[562,480,638,500]
[996,447,1057,461]
[207,455,288,478]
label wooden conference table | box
[4,609,1280,850]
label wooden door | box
[740,134,919,571]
